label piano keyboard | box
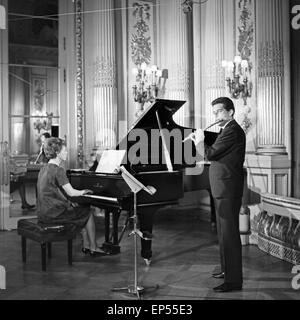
[82,194,119,203]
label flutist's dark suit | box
[205,119,245,285]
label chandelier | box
[132,63,163,116]
[222,56,251,105]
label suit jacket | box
[205,120,246,198]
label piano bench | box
[17,218,77,271]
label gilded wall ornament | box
[75,0,85,167]
[237,0,254,133]
[131,2,152,66]
[238,0,254,63]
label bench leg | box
[41,243,47,271]
[21,236,26,263]
[47,243,52,259]
[67,240,72,266]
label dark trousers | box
[214,197,243,284]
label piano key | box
[82,194,119,203]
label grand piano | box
[68,99,217,256]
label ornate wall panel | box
[235,0,256,142]
[127,0,155,126]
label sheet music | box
[120,166,156,195]
[95,150,126,173]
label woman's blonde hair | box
[43,137,66,159]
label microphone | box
[183,120,223,143]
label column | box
[182,0,195,128]
[201,0,227,129]
[246,1,291,245]
[158,0,189,126]
[256,0,289,155]
[84,0,117,159]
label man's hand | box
[82,189,93,195]
[70,202,79,208]
[114,166,121,173]
[190,129,204,145]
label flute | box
[183,120,223,143]
[204,119,223,131]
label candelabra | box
[132,63,163,117]
[222,56,251,105]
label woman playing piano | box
[36,137,105,256]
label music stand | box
[34,150,43,164]
[112,166,157,300]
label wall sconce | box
[132,62,163,117]
[222,56,251,105]
[181,0,193,13]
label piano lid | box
[117,99,186,148]
[116,99,195,172]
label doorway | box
[0,0,59,229]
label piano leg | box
[138,207,154,260]
[104,209,110,243]
[102,209,121,255]
[112,210,120,246]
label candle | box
[221,60,228,68]
[228,61,234,74]
[132,85,137,98]
[221,61,229,78]
[241,60,248,69]
[156,70,162,77]
[234,55,242,65]
[151,65,158,72]
[132,67,139,75]
[241,60,248,76]
[146,68,152,84]
[141,63,147,81]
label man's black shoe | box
[213,283,242,293]
[212,272,224,279]
[211,269,223,276]
[21,204,36,210]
